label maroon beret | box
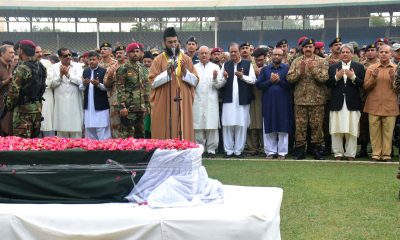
[297,36,308,46]
[126,42,143,53]
[211,47,224,54]
[314,41,325,49]
[19,40,36,48]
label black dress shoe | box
[356,150,368,158]
[224,153,233,158]
[293,147,305,160]
[313,148,325,160]
[207,153,216,158]
[235,153,244,159]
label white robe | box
[217,61,256,127]
[51,62,84,132]
[193,62,221,130]
[40,59,54,132]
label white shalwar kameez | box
[216,61,256,156]
[79,67,111,140]
[193,62,221,154]
[40,59,55,136]
[329,61,361,158]
[51,62,84,138]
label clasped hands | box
[83,78,100,87]
[335,68,355,80]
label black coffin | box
[0,150,154,203]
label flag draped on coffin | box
[0,150,155,203]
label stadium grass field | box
[203,158,400,240]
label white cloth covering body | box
[216,61,256,155]
[51,61,84,136]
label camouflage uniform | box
[6,60,46,138]
[104,62,122,138]
[142,65,152,139]
[287,55,329,150]
[115,61,150,139]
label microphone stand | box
[168,58,174,139]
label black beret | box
[186,36,197,44]
[252,48,267,58]
[163,27,178,38]
[329,37,342,47]
[143,51,154,59]
[239,42,251,49]
[114,45,126,52]
[100,42,112,49]
[365,43,377,51]
[301,38,315,47]
[276,39,288,47]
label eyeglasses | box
[62,53,72,58]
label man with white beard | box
[35,46,55,137]
[193,46,221,158]
[52,48,84,138]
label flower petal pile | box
[0,137,198,151]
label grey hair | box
[229,42,239,51]
[340,44,354,54]
[0,44,13,55]
[198,45,210,52]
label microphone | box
[171,47,176,61]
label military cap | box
[348,41,359,51]
[329,37,342,47]
[392,43,400,52]
[19,39,36,48]
[297,36,308,46]
[100,42,112,49]
[239,42,251,49]
[71,51,78,58]
[301,38,315,47]
[164,27,178,38]
[186,36,197,44]
[126,42,143,53]
[211,47,224,54]
[314,41,325,49]
[150,48,161,56]
[364,43,377,51]
[252,48,267,58]
[375,37,389,45]
[42,49,52,56]
[143,51,154,60]
[276,39,288,47]
[114,45,126,52]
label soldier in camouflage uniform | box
[115,42,150,139]
[287,38,329,160]
[142,51,153,138]
[321,37,342,156]
[5,40,46,138]
[100,42,118,138]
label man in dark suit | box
[79,51,111,140]
[326,43,365,160]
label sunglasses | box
[62,53,72,58]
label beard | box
[165,47,180,58]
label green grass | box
[203,160,400,240]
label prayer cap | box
[163,27,178,38]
